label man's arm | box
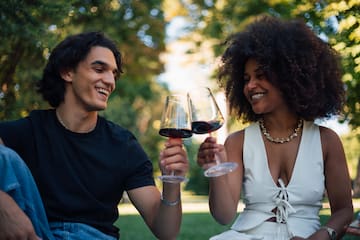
[0,191,40,239]
[0,139,40,239]
[128,184,181,240]
[127,138,188,239]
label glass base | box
[204,162,238,177]
[158,175,188,183]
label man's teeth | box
[97,88,109,95]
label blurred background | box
[1,0,359,238]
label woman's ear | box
[60,68,73,82]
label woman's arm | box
[197,131,244,224]
[307,127,354,239]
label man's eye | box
[95,68,104,73]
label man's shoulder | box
[99,116,135,140]
[28,109,53,118]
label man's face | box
[63,46,118,111]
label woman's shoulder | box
[319,124,342,141]
[316,124,345,161]
[225,128,246,148]
[317,123,341,143]
[226,122,256,142]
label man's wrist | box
[160,193,181,206]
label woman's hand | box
[197,136,227,170]
[159,138,189,177]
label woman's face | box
[243,58,287,115]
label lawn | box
[115,212,229,240]
[115,198,360,240]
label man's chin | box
[90,104,107,112]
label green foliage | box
[322,2,360,129]
[341,128,360,179]
[184,139,210,195]
[0,1,70,118]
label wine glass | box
[189,87,238,177]
[158,94,192,183]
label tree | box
[0,0,169,170]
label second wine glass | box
[158,94,192,183]
[189,87,238,177]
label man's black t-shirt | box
[0,109,155,238]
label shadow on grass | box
[115,212,359,240]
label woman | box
[197,16,353,239]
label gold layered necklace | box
[259,118,303,144]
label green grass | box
[115,212,229,240]
[115,197,360,239]
[115,212,359,240]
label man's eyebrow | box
[91,60,118,73]
[91,60,108,67]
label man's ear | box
[60,68,73,82]
[0,138,4,145]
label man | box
[0,32,188,239]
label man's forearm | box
[153,183,182,240]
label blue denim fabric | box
[49,222,117,240]
[0,145,55,240]
[0,145,117,240]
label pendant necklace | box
[259,118,303,144]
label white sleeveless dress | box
[210,121,325,240]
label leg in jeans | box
[49,222,117,240]
[0,145,54,240]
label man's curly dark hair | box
[37,31,123,108]
[218,15,345,123]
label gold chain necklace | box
[56,111,96,133]
[259,119,303,144]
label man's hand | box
[159,138,189,177]
[0,191,40,240]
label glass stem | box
[208,132,220,165]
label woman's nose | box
[246,78,257,89]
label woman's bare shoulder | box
[225,129,245,147]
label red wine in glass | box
[158,94,192,183]
[159,128,193,138]
[189,87,238,177]
[191,120,222,134]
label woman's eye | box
[256,73,265,80]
